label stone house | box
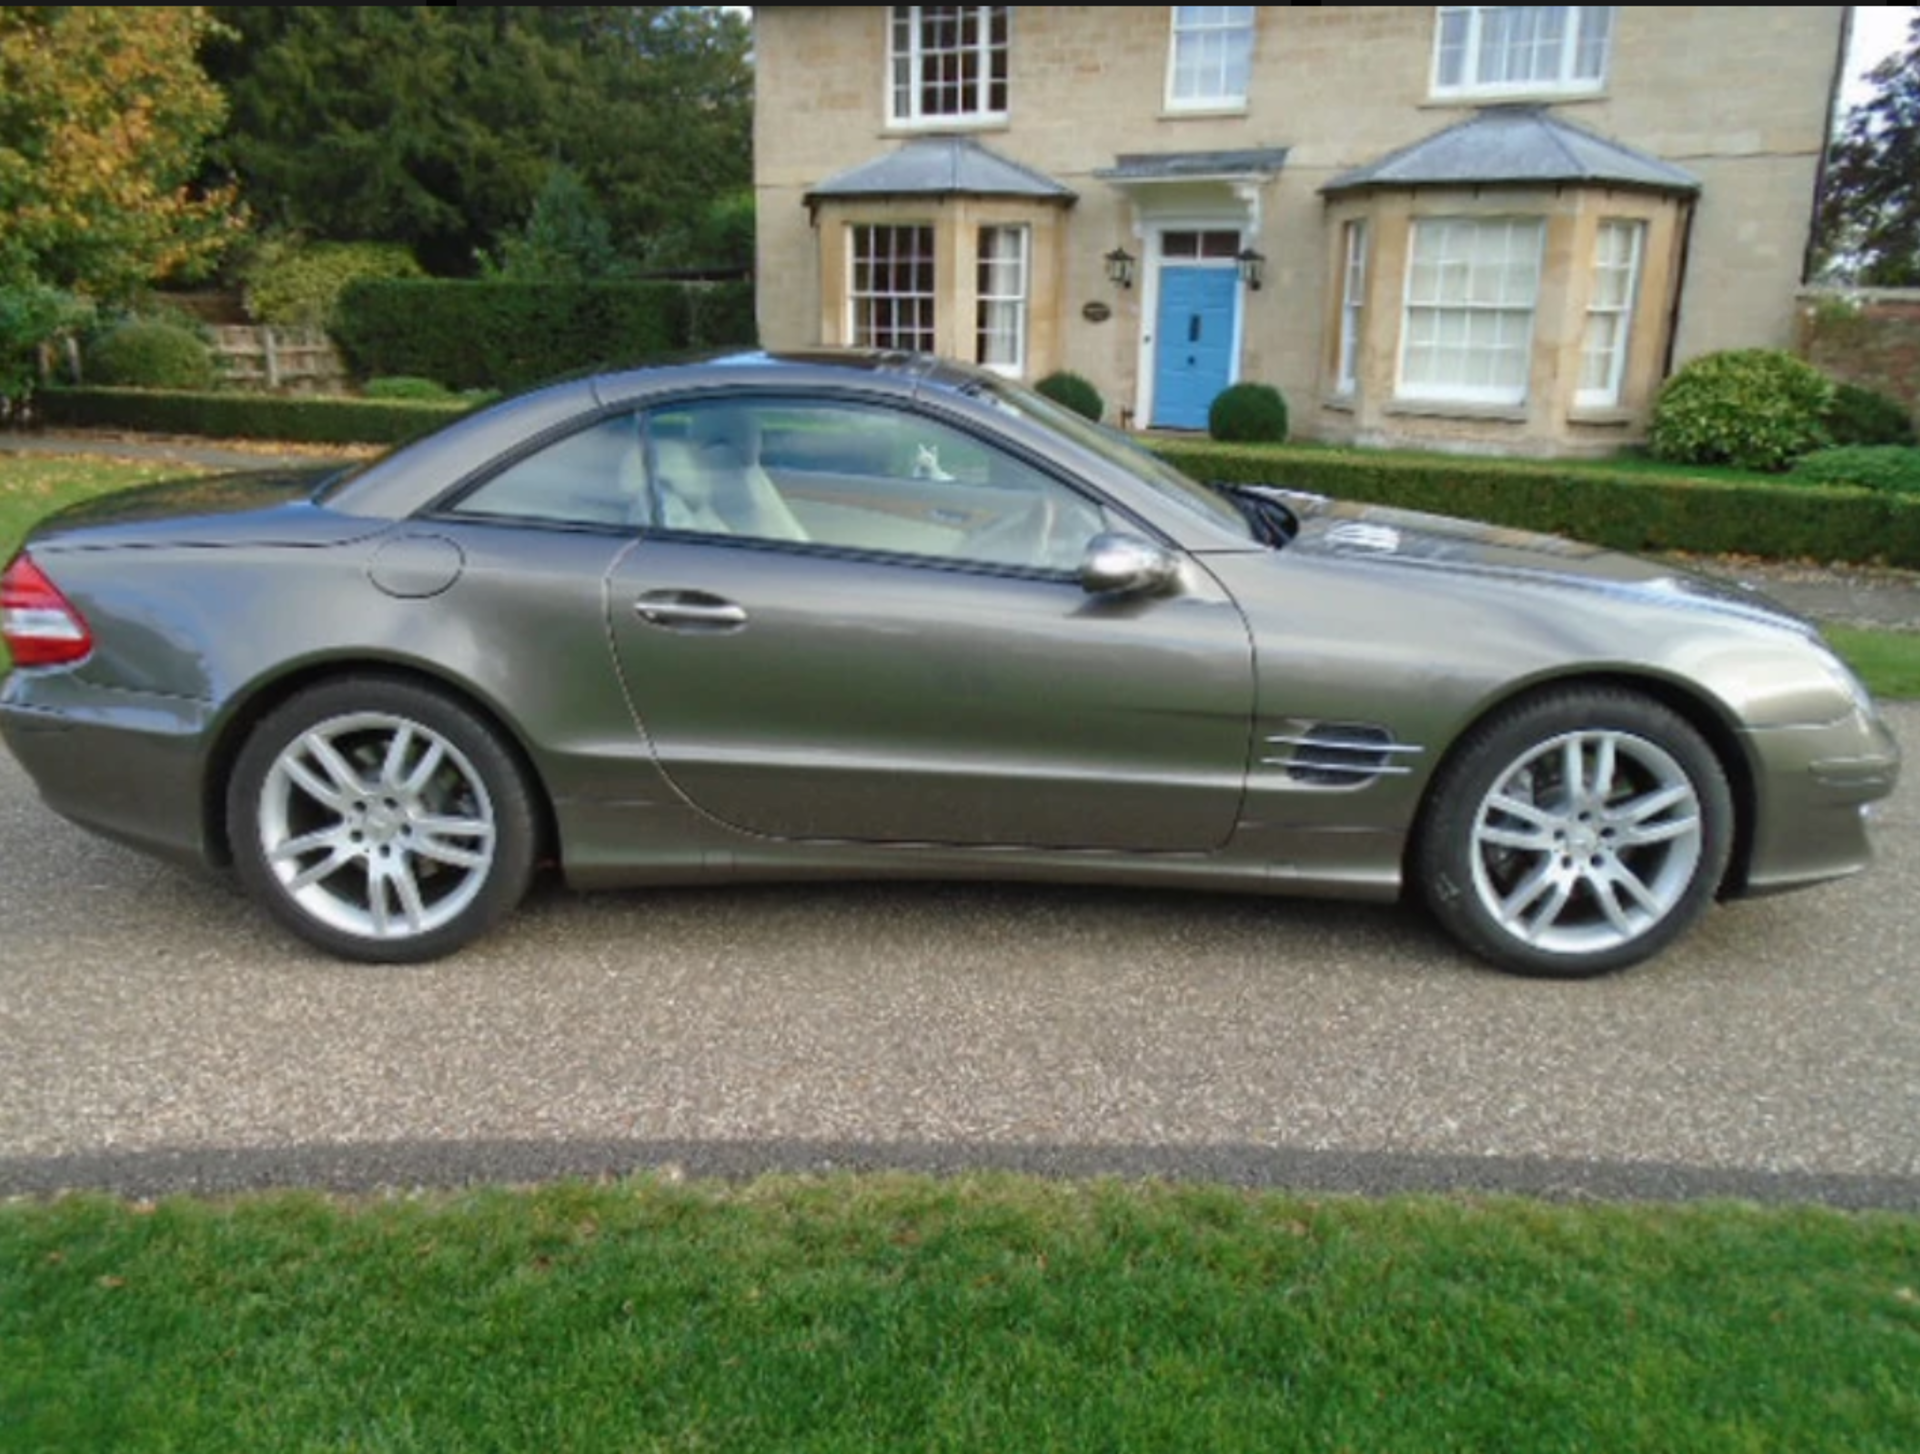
[752,5,1850,455]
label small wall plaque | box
[1081,301,1113,323]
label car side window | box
[448,413,647,528]
[646,398,1111,572]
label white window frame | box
[975,224,1029,377]
[1576,218,1644,409]
[1336,220,1368,395]
[1397,216,1545,407]
[848,224,937,353]
[1431,6,1613,99]
[889,5,1010,127]
[1165,6,1256,112]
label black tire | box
[227,676,538,963]
[1415,687,1733,978]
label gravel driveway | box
[1,706,1915,1208]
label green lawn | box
[0,453,209,564]
[3,1174,1917,1453]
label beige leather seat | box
[657,410,808,542]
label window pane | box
[1400,217,1542,403]
[976,225,1028,373]
[1170,5,1254,106]
[1435,7,1610,93]
[456,414,642,528]
[851,225,937,352]
[892,5,1009,122]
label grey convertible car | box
[0,351,1901,976]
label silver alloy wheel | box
[256,711,497,942]
[1467,728,1703,957]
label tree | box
[203,6,752,275]
[1815,8,1920,285]
[0,6,241,297]
[480,165,628,282]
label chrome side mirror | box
[1078,532,1179,597]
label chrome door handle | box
[634,593,747,629]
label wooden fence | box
[207,325,349,393]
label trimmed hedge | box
[1149,440,1920,570]
[37,387,473,446]
[333,279,756,392]
[1791,445,1920,496]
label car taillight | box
[1,551,93,667]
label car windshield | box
[957,373,1254,538]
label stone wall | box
[1797,289,1920,428]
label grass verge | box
[1828,626,1920,701]
[3,1174,1917,1453]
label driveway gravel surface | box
[2,706,1915,1207]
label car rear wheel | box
[228,677,537,963]
[1415,688,1733,978]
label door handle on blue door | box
[635,591,748,629]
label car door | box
[605,393,1257,852]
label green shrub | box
[1823,382,1916,447]
[1791,445,1920,496]
[363,375,453,401]
[83,319,218,391]
[1148,438,1920,570]
[242,239,424,329]
[1646,349,1833,472]
[1034,371,1103,422]
[0,284,91,408]
[38,387,473,446]
[1208,381,1289,443]
[333,279,756,392]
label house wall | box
[753,6,1845,447]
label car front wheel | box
[228,677,537,963]
[1416,688,1733,978]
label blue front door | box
[1153,267,1237,429]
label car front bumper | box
[1735,705,1902,897]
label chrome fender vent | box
[1264,722,1424,787]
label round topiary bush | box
[83,319,218,391]
[1207,381,1289,443]
[1789,445,1920,496]
[1823,382,1916,447]
[1646,348,1833,472]
[1034,370,1103,422]
[363,374,453,400]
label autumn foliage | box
[0,6,241,297]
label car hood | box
[1262,488,1813,632]
[24,466,384,551]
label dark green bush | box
[363,375,453,401]
[333,279,756,392]
[1034,371,1103,422]
[1149,439,1920,570]
[1823,382,1916,447]
[1791,445,1920,496]
[241,239,424,328]
[1646,349,1833,472]
[83,319,218,391]
[38,387,472,446]
[1208,381,1289,443]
